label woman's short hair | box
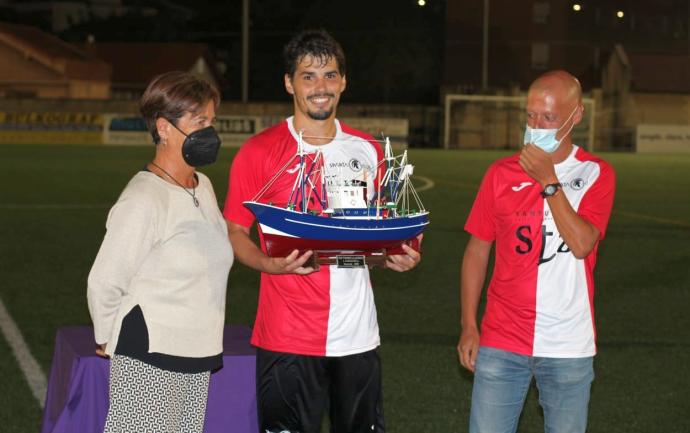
[283,29,346,79]
[139,71,220,144]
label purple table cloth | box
[41,325,258,433]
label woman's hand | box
[95,343,109,358]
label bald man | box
[457,70,616,433]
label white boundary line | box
[413,175,435,192]
[0,296,47,408]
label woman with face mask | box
[87,71,233,433]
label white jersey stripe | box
[533,154,601,357]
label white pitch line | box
[414,175,435,192]
[0,296,47,408]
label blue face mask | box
[523,105,578,153]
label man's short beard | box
[307,108,334,121]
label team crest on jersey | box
[349,158,362,171]
[570,178,586,190]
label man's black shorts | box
[257,347,384,433]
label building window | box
[533,1,550,24]
[531,43,550,69]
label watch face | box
[542,184,560,197]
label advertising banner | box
[0,112,409,148]
[636,124,690,153]
[103,114,262,147]
[0,112,103,145]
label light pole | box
[482,0,489,90]
[242,0,249,103]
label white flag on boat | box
[400,164,414,180]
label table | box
[41,325,258,433]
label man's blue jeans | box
[470,346,594,433]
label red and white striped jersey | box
[465,146,615,357]
[224,117,383,356]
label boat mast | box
[400,150,408,214]
[297,131,311,212]
[287,130,307,210]
[384,137,395,204]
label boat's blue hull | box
[244,201,429,256]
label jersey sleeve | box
[578,160,616,240]
[223,141,263,228]
[464,163,497,242]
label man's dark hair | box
[139,71,220,144]
[283,29,346,78]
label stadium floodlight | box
[443,93,596,151]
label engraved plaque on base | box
[308,250,389,270]
[336,255,366,268]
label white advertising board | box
[636,124,690,153]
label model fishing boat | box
[244,132,430,266]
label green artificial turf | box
[0,145,688,432]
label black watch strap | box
[541,183,561,198]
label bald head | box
[524,70,584,155]
[528,70,582,105]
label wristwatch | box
[541,183,561,198]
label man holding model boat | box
[224,29,422,433]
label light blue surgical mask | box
[523,105,578,153]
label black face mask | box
[170,123,222,167]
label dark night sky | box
[3,0,688,101]
[51,0,448,103]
